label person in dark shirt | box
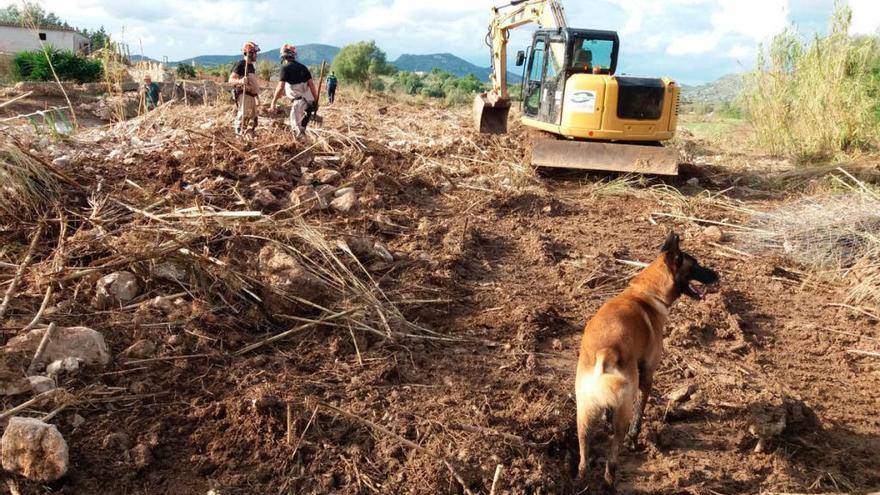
[142,75,163,111]
[326,71,338,104]
[228,41,261,136]
[270,44,319,137]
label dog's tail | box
[579,348,632,409]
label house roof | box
[0,21,85,36]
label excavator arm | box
[475,0,567,133]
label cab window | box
[570,38,614,71]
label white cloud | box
[849,0,880,34]
[728,43,752,59]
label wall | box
[0,26,89,54]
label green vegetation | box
[0,2,67,28]
[391,68,485,105]
[332,41,395,90]
[176,63,197,80]
[742,2,880,160]
[13,49,102,83]
[256,60,276,81]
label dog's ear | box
[662,231,681,268]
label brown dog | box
[575,232,719,486]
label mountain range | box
[680,74,746,104]
[135,44,521,82]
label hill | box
[681,73,746,104]
[392,53,522,82]
[174,44,340,67]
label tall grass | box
[742,2,880,160]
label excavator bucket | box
[531,139,679,175]
[473,93,511,134]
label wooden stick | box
[41,402,70,422]
[0,389,60,422]
[489,464,503,495]
[121,353,212,366]
[290,404,319,460]
[286,403,293,445]
[26,322,57,375]
[846,349,880,358]
[827,303,880,322]
[234,309,355,356]
[0,222,44,322]
[652,212,769,233]
[21,285,53,332]
[836,166,880,201]
[0,91,34,110]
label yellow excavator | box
[474,0,680,175]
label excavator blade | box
[531,139,679,175]
[473,93,511,134]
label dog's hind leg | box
[576,392,596,481]
[626,364,654,447]
[605,391,634,487]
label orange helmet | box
[280,44,296,60]
[242,41,260,55]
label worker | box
[142,75,163,111]
[326,71,338,104]
[269,44,319,137]
[229,41,261,136]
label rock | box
[71,414,85,428]
[122,339,156,359]
[0,374,33,396]
[330,189,357,213]
[251,188,280,212]
[52,155,71,167]
[666,384,697,405]
[28,376,56,393]
[334,187,354,198]
[172,150,186,160]
[1,417,69,483]
[313,169,341,184]
[5,327,110,366]
[289,185,333,211]
[372,243,394,263]
[46,357,81,377]
[702,225,726,243]
[257,244,329,315]
[129,443,153,469]
[94,271,142,309]
[102,432,133,452]
[152,261,187,283]
[686,177,700,187]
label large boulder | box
[1,417,69,483]
[257,245,329,315]
[94,271,142,309]
[4,326,111,367]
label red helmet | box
[280,44,296,60]
[242,41,260,55]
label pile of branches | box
[0,107,450,354]
[744,168,880,309]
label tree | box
[332,41,393,89]
[177,63,197,79]
[83,26,111,52]
[0,2,67,28]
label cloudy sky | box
[5,0,880,84]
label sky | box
[3,0,880,84]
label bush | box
[742,3,880,159]
[176,63,197,79]
[444,88,472,107]
[13,49,102,83]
